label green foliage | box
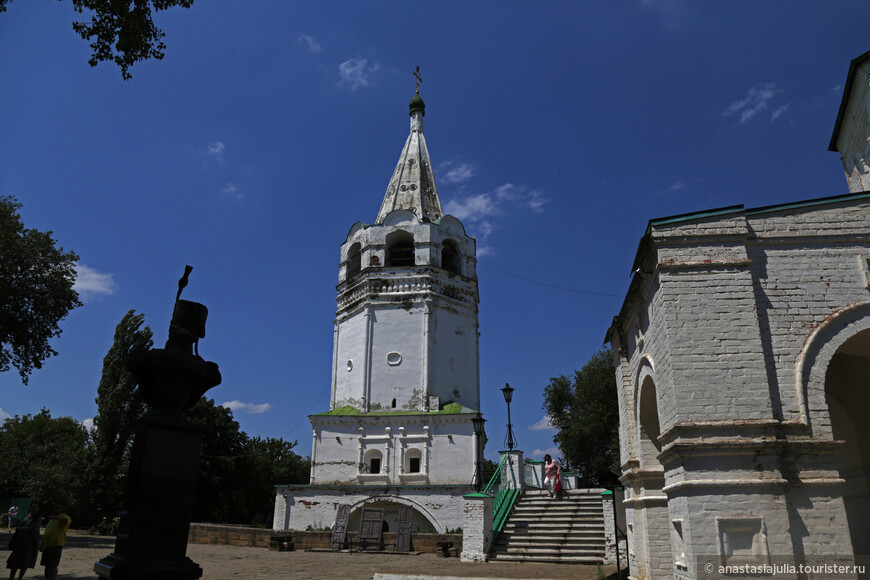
[481,458,498,486]
[0,0,194,80]
[188,398,310,524]
[444,527,462,534]
[597,563,607,580]
[91,310,153,519]
[542,349,619,485]
[0,409,93,513]
[90,516,120,536]
[0,196,81,385]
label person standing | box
[5,502,40,580]
[40,503,70,580]
[5,505,18,532]
[543,454,561,499]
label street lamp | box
[501,383,516,451]
[471,413,486,492]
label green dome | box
[409,94,425,116]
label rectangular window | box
[409,457,421,473]
[370,457,381,474]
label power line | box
[478,261,624,298]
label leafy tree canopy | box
[91,310,154,517]
[0,409,93,509]
[0,0,194,80]
[0,196,81,385]
[542,349,620,486]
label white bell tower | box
[330,92,480,416]
[305,84,483,488]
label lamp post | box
[471,413,486,492]
[501,383,516,451]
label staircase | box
[488,489,606,563]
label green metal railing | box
[483,454,521,540]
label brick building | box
[606,52,870,579]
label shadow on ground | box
[64,535,116,550]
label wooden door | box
[396,505,412,552]
[331,504,350,549]
[358,507,384,550]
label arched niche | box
[386,230,415,267]
[441,239,461,275]
[346,242,362,280]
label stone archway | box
[825,328,870,557]
[346,496,440,534]
[633,374,673,580]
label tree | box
[0,410,93,511]
[0,0,194,80]
[91,310,154,517]
[0,196,81,385]
[542,349,620,486]
[187,398,310,524]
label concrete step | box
[490,554,604,564]
[492,546,604,556]
[502,522,604,532]
[492,539,604,550]
[510,508,603,518]
[489,489,607,564]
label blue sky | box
[1,1,868,462]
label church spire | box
[375,67,444,224]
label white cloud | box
[528,416,555,431]
[0,408,10,423]
[668,181,685,191]
[724,83,778,124]
[81,418,95,432]
[444,183,547,240]
[221,400,273,414]
[338,58,379,90]
[444,193,499,222]
[73,263,117,300]
[208,141,225,156]
[222,183,245,201]
[532,447,560,458]
[476,245,495,258]
[441,162,476,184]
[527,190,547,213]
[771,102,791,121]
[298,35,323,54]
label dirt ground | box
[0,530,618,579]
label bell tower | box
[277,75,486,533]
[330,86,480,416]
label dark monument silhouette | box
[96,266,221,579]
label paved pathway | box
[2,530,618,579]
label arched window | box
[364,449,383,474]
[405,448,422,473]
[346,243,362,279]
[441,240,461,275]
[386,231,415,267]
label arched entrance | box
[825,328,870,557]
[347,498,438,535]
[634,375,673,579]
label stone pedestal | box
[460,493,493,563]
[499,450,524,489]
[95,413,207,579]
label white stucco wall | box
[309,413,480,486]
[273,485,472,533]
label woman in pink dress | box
[543,454,561,499]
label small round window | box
[347,360,353,372]
[387,352,402,366]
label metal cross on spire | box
[413,65,422,94]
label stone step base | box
[489,554,604,564]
